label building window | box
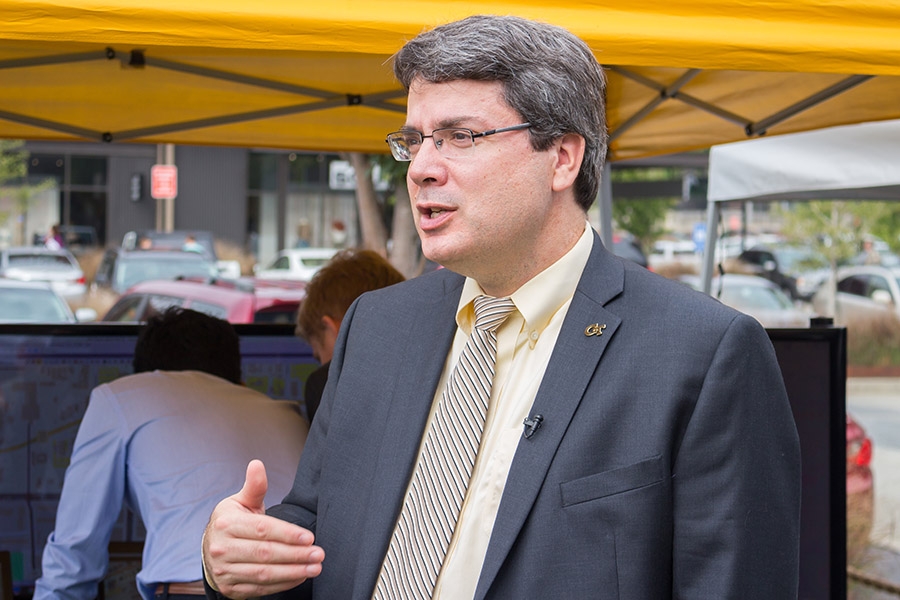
[25,153,109,245]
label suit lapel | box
[353,273,465,596]
[475,234,625,599]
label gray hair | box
[393,14,608,211]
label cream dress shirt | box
[427,222,594,599]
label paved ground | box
[848,378,900,599]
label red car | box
[846,413,874,563]
[101,278,305,324]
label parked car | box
[92,248,219,295]
[0,280,96,323]
[254,247,339,282]
[734,244,829,301]
[122,229,217,259]
[652,235,697,261]
[0,246,87,299]
[101,278,305,324]
[681,273,810,328]
[846,413,874,563]
[611,233,649,268]
[811,265,900,323]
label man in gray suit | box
[203,14,800,599]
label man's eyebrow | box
[400,117,478,132]
[438,117,477,129]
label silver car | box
[254,247,339,282]
[682,273,811,328]
[812,265,900,323]
[0,246,87,299]
[0,279,95,323]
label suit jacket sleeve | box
[671,313,801,597]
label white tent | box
[700,119,900,292]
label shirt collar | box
[456,221,594,334]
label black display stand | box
[768,323,847,600]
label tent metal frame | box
[0,46,884,248]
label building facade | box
[8,141,362,266]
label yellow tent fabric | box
[3,0,900,160]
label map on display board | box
[0,324,315,594]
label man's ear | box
[551,133,586,193]
[321,315,340,336]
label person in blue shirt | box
[34,307,308,600]
[182,234,205,253]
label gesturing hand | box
[202,460,324,599]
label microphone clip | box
[522,414,544,439]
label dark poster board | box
[0,323,316,597]
[768,326,847,600]
[0,324,846,597]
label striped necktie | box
[373,295,517,599]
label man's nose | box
[407,138,445,183]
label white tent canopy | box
[701,119,900,292]
[708,119,900,202]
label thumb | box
[234,459,269,514]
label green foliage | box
[369,154,408,207]
[610,166,681,183]
[0,140,28,184]
[0,141,57,242]
[0,141,29,230]
[612,197,678,246]
[609,167,682,245]
[777,200,900,257]
[851,201,900,253]
[774,201,862,266]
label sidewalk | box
[847,377,900,599]
[850,545,900,599]
[848,377,900,396]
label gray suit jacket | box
[269,232,801,599]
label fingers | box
[203,460,324,599]
[206,537,324,599]
[209,500,315,548]
[234,459,268,514]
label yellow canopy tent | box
[3,0,900,162]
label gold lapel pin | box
[584,323,607,337]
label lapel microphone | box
[522,414,544,439]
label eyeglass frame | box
[384,122,532,161]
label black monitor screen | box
[0,323,316,593]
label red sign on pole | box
[150,164,178,199]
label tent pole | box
[599,162,613,247]
[701,199,720,295]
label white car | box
[0,246,87,299]
[681,273,810,328]
[254,248,339,282]
[812,265,900,323]
[0,279,96,323]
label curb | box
[848,377,900,396]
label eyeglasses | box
[385,123,531,161]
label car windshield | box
[0,288,71,322]
[188,300,230,320]
[721,284,794,310]
[115,256,218,290]
[7,254,74,268]
[773,246,828,273]
[298,257,333,268]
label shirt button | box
[530,330,539,341]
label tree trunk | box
[345,152,388,255]
[390,183,423,278]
